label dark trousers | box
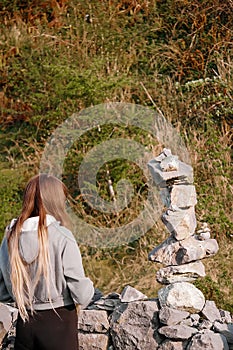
[14,304,78,350]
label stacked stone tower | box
[147,148,219,285]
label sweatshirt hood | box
[19,215,57,264]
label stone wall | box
[1,285,233,349]
[1,149,232,349]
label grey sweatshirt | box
[0,215,94,310]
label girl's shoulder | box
[48,220,76,243]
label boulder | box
[78,333,109,350]
[187,329,229,350]
[158,282,205,313]
[159,307,189,326]
[110,300,161,350]
[78,310,109,333]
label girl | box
[0,174,94,350]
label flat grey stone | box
[148,160,193,187]
[149,236,219,266]
[158,282,205,312]
[156,261,206,284]
[110,300,161,350]
[187,329,229,350]
[162,206,197,240]
[120,285,147,303]
[88,298,120,312]
[158,324,198,339]
[159,307,189,325]
[89,293,121,311]
[202,300,222,323]
[88,305,113,311]
[78,310,109,333]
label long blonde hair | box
[7,174,71,321]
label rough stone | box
[220,310,233,324]
[199,231,211,240]
[158,340,188,349]
[158,282,205,312]
[159,307,189,325]
[190,314,200,326]
[110,300,161,350]
[180,318,193,327]
[162,206,197,240]
[187,329,229,350]
[158,324,198,340]
[202,300,222,322]
[120,285,147,303]
[149,235,219,266]
[154,148,172,162]
[148,159,193,187]
[0,303,18,344]
[78,310,109,333]
[199,320,213,330]
[156,261,206,284]
[214,322,233,344]
[78,333,109,350]
[160,155,179,172]
[170,185,197,208]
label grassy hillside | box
[0,0,232,311]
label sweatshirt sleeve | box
[62,238,94,308]
[0,238,14,303]
[0,268,13,303]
